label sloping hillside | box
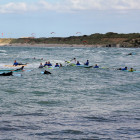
[1,32,140,47]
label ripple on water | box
[37,100,63,107]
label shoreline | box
[0,43,139,48]
[0,43,105,48]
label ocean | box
[0,46,140,140]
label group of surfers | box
[117,67,134,72]
[38,58,135,71]
[38,58,99,68]
[0,58,136,76]
[39,61,62,68]
[66,58,99,68]
[69,58,89,66]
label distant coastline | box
[0,43,104,48]
[1,32,140,48]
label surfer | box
[13,60,19,66]
[44,62,48,67]
[84,60,89,66]
[128,53,132,55]
[70,58,77,64]
[0,71,13,76]
[39,63,44,68]
[60,63,63,67]
[65,58,76,65]
[44,70,51,75]
[14,66,24,71]
[94,64,99,68]
[129,68,134,72]
[76,61,81,65]
[13,60,27,66]
[55,63,60,67]
[47,61,52,66]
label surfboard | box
[13,73,22,77]
[74,65,93,68]
[5,65,27,67]
[44,66,60,69]
[124,70,140,73]
[0,69,32,73]
[0,69,14,71]
[133,71,140,73]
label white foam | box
[0,50,6,53]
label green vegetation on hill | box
[1,32,140,47]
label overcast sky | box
[0,0,140,38]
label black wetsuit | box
[44,70,51,75]
[14,66,24,71]
[0,71,13,76]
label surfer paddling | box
[13,60,27,66]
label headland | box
[1,32,140,47]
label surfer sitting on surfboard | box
[84,60,89,66]
[44,62,48,67]
[47,61,52,66]
[129,68,134,72]
[71,58,77,64]
[76,61,81,65]
[55,63,60,67]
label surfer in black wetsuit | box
[0,71,13,76]
[14,66,24,71]
[44,70,51,75]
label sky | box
[0,0,140,38]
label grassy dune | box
[1,32,140,47]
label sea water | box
[0,46,140,140]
